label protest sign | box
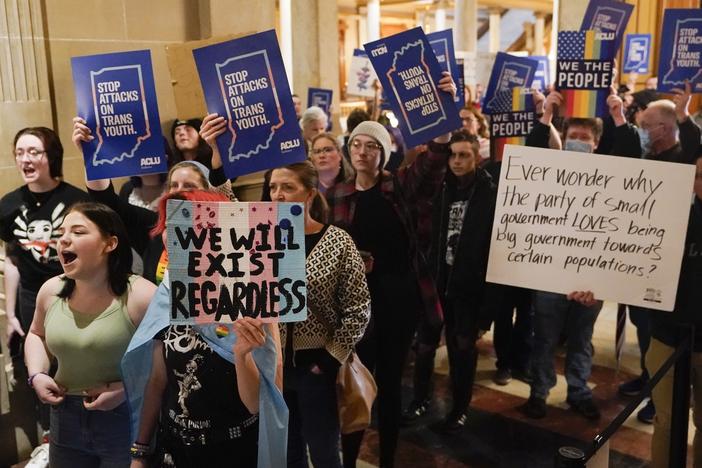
[531,56,551,91]
[307,87,333,130]
[486,145,695,311]
[427,29,464,108]
[489,88,535,162]
[166,200,308,324]
[580,0,634,53]
[556,30,615,118]
[623,34,652,74]
[482,52,537,114]
[364,27,461,147]
[347,49,378,98]
[456,58,465,97]
[193,30,305,178]
[71,50,167,180]
[658,9,702,93]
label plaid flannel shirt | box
[325,140,450,327]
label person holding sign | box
[326,72,455,468]
[269,161,370,468]
[404,131,497,433]
[24,202,156,467]
[125,189,284,468]
[519,87,640,421]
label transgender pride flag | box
[557,30,615,118]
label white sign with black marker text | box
[486,145,695,311]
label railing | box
[555,326,694,467]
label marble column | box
[489,8,501,53]
[534,12,546,55]
[279,0,293,89]
[366,0,380,42]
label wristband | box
[130,441,151,458]
[28,372,49,388]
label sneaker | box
[401,398,430,425]
[618,375,648,396]
[637,399,655,424]
[519,396,547,419]
[438,411,468,434]
[25,443,49,468]
[568,398,601,420]
[494,368,512,385]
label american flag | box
[558,31,587,60]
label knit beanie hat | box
[349,121,392,167]
[172,160,211,188]
[171,118,203,140]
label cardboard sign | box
[71,50,167,180]
[364,27,461,147]
[580,0,634,53]
[489,88,535,162]
[486,145,695,311]
[166,200,308,324]
[556,30,615,118]
[347,49,378,98]
[427,29,464,108]
[623,34,652,74]
[483,52,537,113]
[192,30,306,178]
[658,9,702,93]
[531,56,551,91]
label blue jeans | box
[49,396,130,468]
[530,292,602,402]
[285,363,342,468]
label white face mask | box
[637,127,652,155]
[564,139,594,154]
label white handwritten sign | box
[486,145,695,311]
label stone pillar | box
[0,0,53,190]
[453,0,477,53]
[534,13,546,55]
[366,0,380,42]
[279,0,293,89]
[434,2,447,32]
[489,8,501,53]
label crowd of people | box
[1,66,701,468]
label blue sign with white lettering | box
[193,30,306,178]
[623,34,651,74]
[658,9,702,93]
[580,0,634,53]
[427,29,465,108]
[71,50,167,181]
[483,52,537,114]
[531,55,550,91]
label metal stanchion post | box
[669,328,693,467]
[555,446,586,467]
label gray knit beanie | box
[349,121,392,167]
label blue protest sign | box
[531,56,551,91]
[71,50,167,181]
[193,30,305,178]
[364,27,461,147]
[427,29,464,108]
[580,0,634,53]
[307,87,333,130]
[658,9,702,93]
[483,52,537,114]
[622,34,652,74]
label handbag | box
[336,352,377,434]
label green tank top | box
[45,277,137,394]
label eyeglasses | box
[14,148,46,161]
[350,140,381,153]
[312,146,337,156]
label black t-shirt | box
[158,325,253,432]
[350,181,410,274]
[0,182,89,291]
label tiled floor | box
[355,302,695,467]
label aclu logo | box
[280,139,301,151]
[140,156,161,167]
[595,32,615,41]
[371,44,388,57]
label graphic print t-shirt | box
[158,325,253,434]
[446,200,467,266]
[0,182,89,291]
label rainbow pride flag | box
[490,87,535,161]
[557,30,615,118]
